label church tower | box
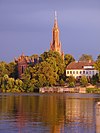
[50,11,64,57]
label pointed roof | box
[54,11,58,28]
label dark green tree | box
[32,61,57,87]
[79,54,93,61]
[94,54,100,82]
[64,54,75,66]
[40,51,65,82]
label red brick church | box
[15,53,35,78]
[50,11,64,58]
[16,12,64,78]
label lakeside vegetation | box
[0,51,100,93]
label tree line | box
[0,51,100,92]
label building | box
[15,53,35,78]
[50,11,64,58]
[15,12,64,78]
[66,61,98,79]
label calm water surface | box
[0,93,100,133]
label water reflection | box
[0,93,100,133]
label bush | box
[86,87,100,93]
[80,76,88,87]
[69,82,75,87]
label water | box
[0,93,100,133]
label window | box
[21,66,24,73]
[89,71,91,74]
[92,71,94,75]
[67,71,69,74]
[80,71,82,74]
[76,71,78,74]
[86,71,88,74]
[70,71,72,74]
[73,71,75,74]
[83,71,85,74]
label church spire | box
[54,11,58,28]
[50,11,61,55]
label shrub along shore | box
[0,51,100,93]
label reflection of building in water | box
[96,102,100,133]
[51,124,64,133]
[65,98,95,132]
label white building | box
[66,61,98,79]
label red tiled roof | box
[66,61,95,70]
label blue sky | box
[0,0,100,62]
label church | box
[15,12,64,78]
[50,11,64,58]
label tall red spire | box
[50,11,64,58]
[54,11,58,28]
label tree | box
[79,54,93,61]
[0,62,9,77]
[15,79,24,92]
[67,76,76,87]
[97,54,100,60]
[21,67,33,92]
[94,54,100,82]
[80,76,88,87]
[64,54,75,66]
[8,62,18,79]
[91,74,99,85]
[32,61,57,87]
[0,61,18,79]
[40,51,65,82]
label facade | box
[15,53,35,78]
[66,61,98,79]
[50,12,64,58]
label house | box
[66,61,98,79]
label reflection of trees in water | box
[0,94,65,133]
[96,102,100,133]
[0,94,100,133]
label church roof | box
[15,54,34,63]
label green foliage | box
[79,54,93,61]
[97,54,100,61]
[40,51,65,81]
[8,62,18,79]
[86,87,100,93]
[80,76,88,87]
[0,61,18,79]
[91,74,99,85]
[94,55,100,82]
[69,82,75,87]
[64,54,75,66]
[59,79,65,86]
[67,76,76,87]
[0,62,9,77]
[0,74,24,92]
[33,61,57,87]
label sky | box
[0,0,100,62]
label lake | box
[0,93,100,133]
